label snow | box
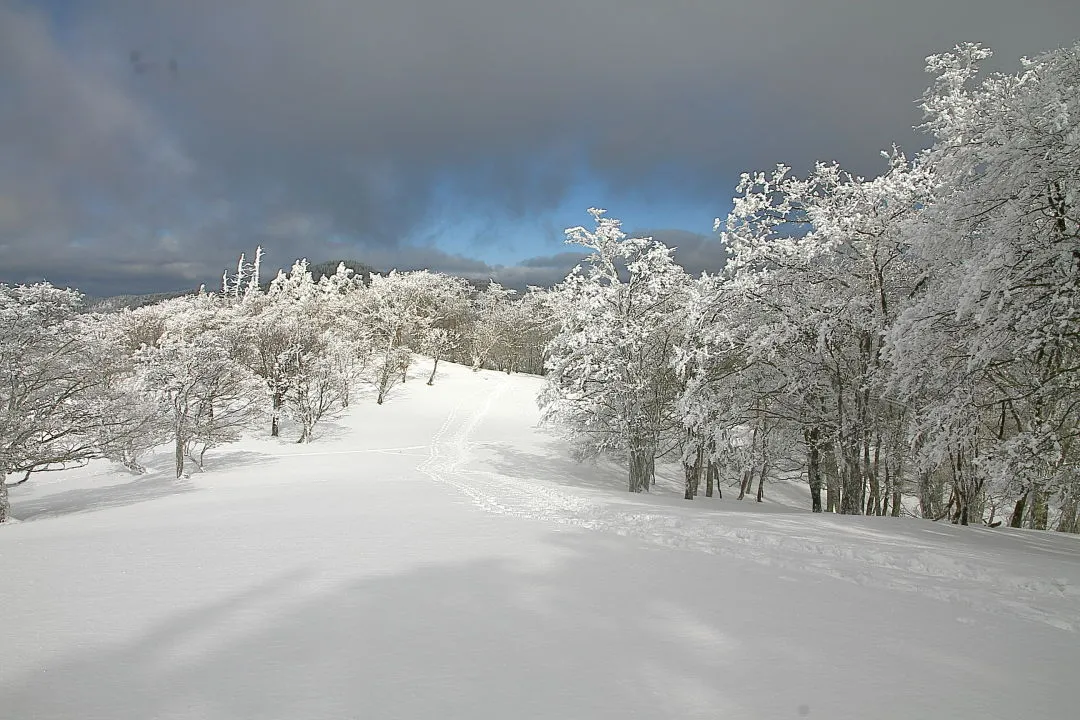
[2,360,1078,719]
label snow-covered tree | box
[136,327,264,477]
[281,338,348,442]
[540,209,689,493]
[362,271,418,404]
[225,259,348,438]
[465,281,517,371]
[888,42,1080,527]
[88,309,175,473]
[487,287,556,375]
[256,260,362,439]
[681,151,929,513]
[422,328,460,385]
[359,270,469,403]
[0,284,142,521]
[222,246,264,298]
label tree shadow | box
[1,526,1046,720]
[480,441,770,512]
[0,534,834,719]
[196,448,276,473]
[8,448,281,522]
[482,439,629,493]
[10,473,199,522]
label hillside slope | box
[2,361,1078,719]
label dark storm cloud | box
[2,0,1078,293]
[486,229,724,291]
[488,252,589,290]
[640,230,728,277]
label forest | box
[2,42,1078,533]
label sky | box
[1,1,1078,296]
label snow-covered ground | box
[3,361,1078,719]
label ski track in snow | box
[420,377,1080,633]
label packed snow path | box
[3,361,1079,719]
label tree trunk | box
[1031,485,1049,530]
[948,450,965,525]
[705,460,716,498]
[1010,491,1028,528]
[738,469,751,500]
[175,434,186,478]
[865,437,881,516]
[646,451,656,491]
[839,439,863,515]
[1057,492,1080,534]
[271,389,283,437]
[756,423,768,502]
[694,445,703,497]
[122,445,146,474]
[919,470,939,519]
[823,443,840,513]
[684,442,704,500]
[740,421,759,500]
[806,426,823,513]
[629,443,649,493]
[889,457,903,517]
[427,357,440,385]
[0,471,9,524]
[880,459,891,517]
[969,484,986,526]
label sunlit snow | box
[2,360,1077,719]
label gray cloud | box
[639,229,727,277]
[2,0,1078,294]
[485,228,725,291]
[488,252,589,291]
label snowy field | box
[3,360,1079,719]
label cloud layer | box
[2,0,1078,294]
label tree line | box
[539,42,1080,532]
[0,254,553,522]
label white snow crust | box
[3,360,1078,719]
